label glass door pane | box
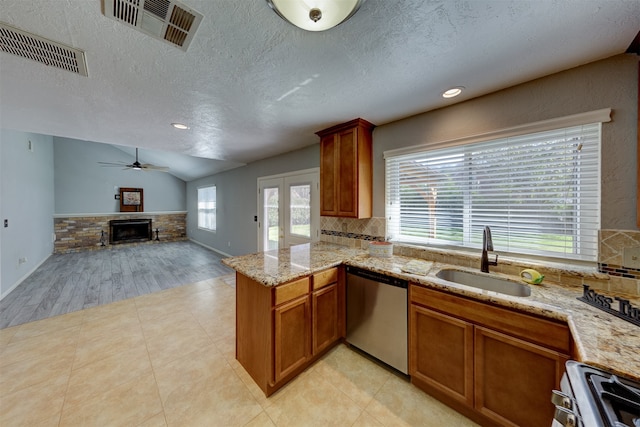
[289,184,311,238]
[284,172,318,247]
[258,177,284,252]
[264,187,280,251]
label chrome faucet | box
[481,226,498,273]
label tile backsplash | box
[598,229,640,295]
[320,217,386,247]
[320,218,640,296]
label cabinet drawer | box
[274,277,310,306]
[312,267,339,290]
[410,284,570,353]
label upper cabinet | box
[316,118,375,218]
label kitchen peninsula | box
[223,242,640,423]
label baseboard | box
[0,253,52,301]
[189,239,232,258]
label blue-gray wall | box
[54,137,186,214]
[187,54,638,258]
[1,130,55,298]
[372,54,638,230]
[187,144,319,256]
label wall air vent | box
[102,0,203,51]
[0,22,88,76]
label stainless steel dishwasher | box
[346,266,408,374]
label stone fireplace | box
[109,218,152,244]
[53,212,187,253]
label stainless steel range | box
[552,361,640,427]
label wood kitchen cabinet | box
[409,284,570,427]
[274,292,311,382]
[409,303,474,407]
[312,267,342,355]
[316,118,375,218]
[236,267,344,396]
[475,326,568,427]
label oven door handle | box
[551,389,574,410]
[553,406,581,427]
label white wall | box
[187,144,319,256]
[0,130,55,298]
[372,54,639,230]
[54,137,186,214]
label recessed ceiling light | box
[171,123,189,130]
[442,87,465,98]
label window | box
[198,185,216,231]
[385,122,602,262]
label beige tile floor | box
[0,274,479,427]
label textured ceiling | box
[0,0,638,181]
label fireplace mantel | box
[53,211,186,218]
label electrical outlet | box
[18,257,27,265]
[228,241,231,247]
[623,247,640,269]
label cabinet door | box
[474,326,568,427]
[274,295,311,383]
[337,127,358,217]
[320,134,337,216]
[312,282,339,355]
[410,303,474,407]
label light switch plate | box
[622,247,640,269]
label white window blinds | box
[197,185,216,231]
[385,123,601,261]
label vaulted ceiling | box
[1,0,638,181]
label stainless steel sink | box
[436,268,531,297]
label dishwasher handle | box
[346,266,408,289]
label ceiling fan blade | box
[141,164,169,172]
[99,149,168,172]
[98,161,128,167]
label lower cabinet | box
[236,267,343,396]
[409,284,570,427]
[274,294,311,382]
[312,282,339,355]
[410,304,474,407]
[474,326,568,427]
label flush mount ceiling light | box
[171,122,189,129]
[442,87,465,98]
[266,0,366,32]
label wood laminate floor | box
[0,241,233,329]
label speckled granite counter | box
[223,243,640,382]
[222,242,365,286]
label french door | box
[257,169,319,251]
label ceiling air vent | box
[102,0,203,51]
[0,22,88,76]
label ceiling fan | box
[98,148,169,172]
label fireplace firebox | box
[109,219,152,244]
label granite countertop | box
[222,242,365,286]
[223,242,640,382]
